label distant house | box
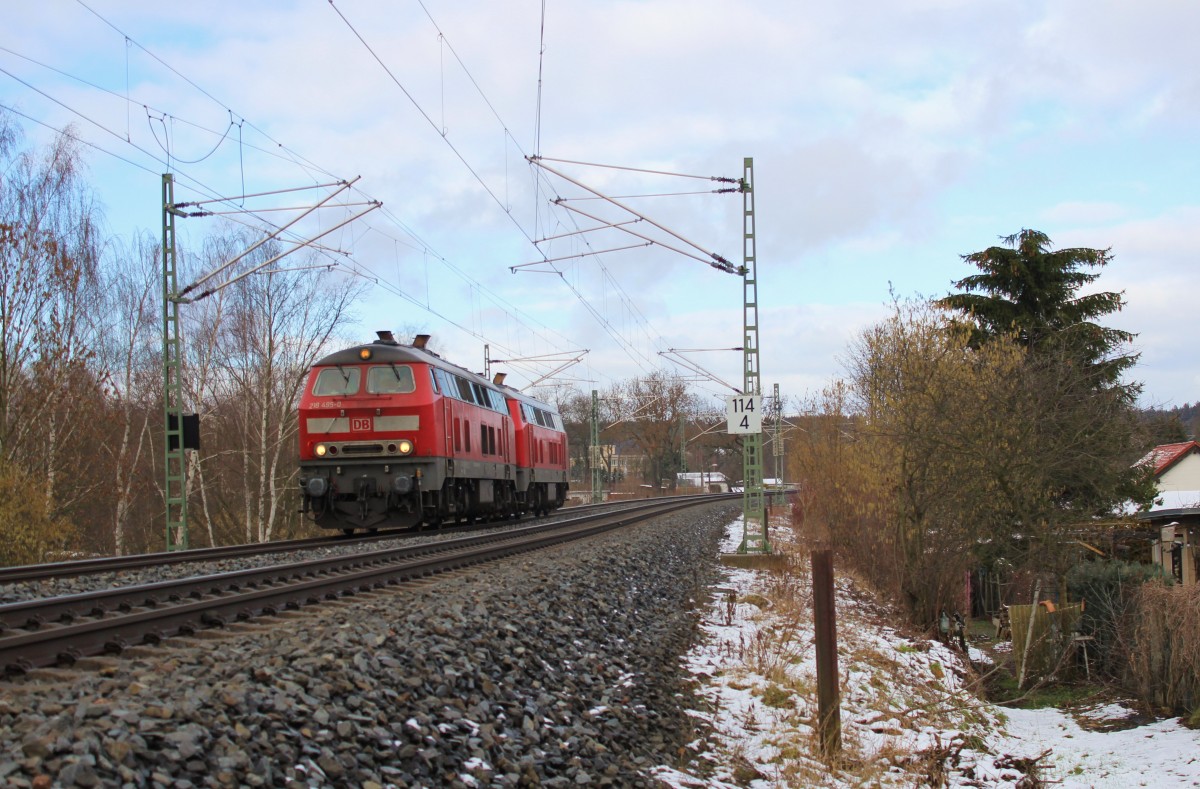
[589,444,646,482]
[676,471,730,493]
[1136,441,1200,586]
[1140,441,1200,494]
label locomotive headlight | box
[315,443,328,457]
[398,439,414,455]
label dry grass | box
[701,510,1001,787]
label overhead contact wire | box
[328,0,666,377]
[22,3,656,386]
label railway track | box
[0,496,677,585]
[0,494,734,673]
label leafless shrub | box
[993,748,1053,788]
[885,732,968,788]
[1126,580,1200,713]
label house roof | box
[1136,489,1200,524]
[1152,490,1200,510]
[1137,441,1200,478]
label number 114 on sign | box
[726,395,763,435]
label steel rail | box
[0,495,735,673]
[0,496,680,585]
[0,500,666,630]
[0,532,388,584]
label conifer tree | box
[937,228,1153,518]
[935,229,1137,389]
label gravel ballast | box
[0,502,738,788]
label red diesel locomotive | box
[298,332,568,532]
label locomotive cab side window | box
[456,377,475,403]
[312,367,361,396]
[436,369,458,399]
[367,365,415,394]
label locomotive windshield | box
[312,366,361,396]
[367,364,416,394]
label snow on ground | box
[652,514,1200,788]
[993,706,1200,787]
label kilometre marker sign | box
[725,395,763,435]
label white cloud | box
[1055,209,1200,406]
[0,0,1195,407]
[1042,201,1130,225]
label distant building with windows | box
[676,471,730,493]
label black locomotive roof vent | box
[412,334,431,349]
[376,330,398,345]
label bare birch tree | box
[93,232,161,555]
[186,232,361,544]
[0,115,106,536]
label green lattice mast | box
[738,157,769,554]
[162,174,189,551]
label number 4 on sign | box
[726,395,763,435]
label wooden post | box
[812,550,841,756]
[1017,579,1041,690]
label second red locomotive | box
[298,332,568,532]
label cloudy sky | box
[2,1,1196,408]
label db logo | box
[350,417,372,432]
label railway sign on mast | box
[725,394,763,435]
